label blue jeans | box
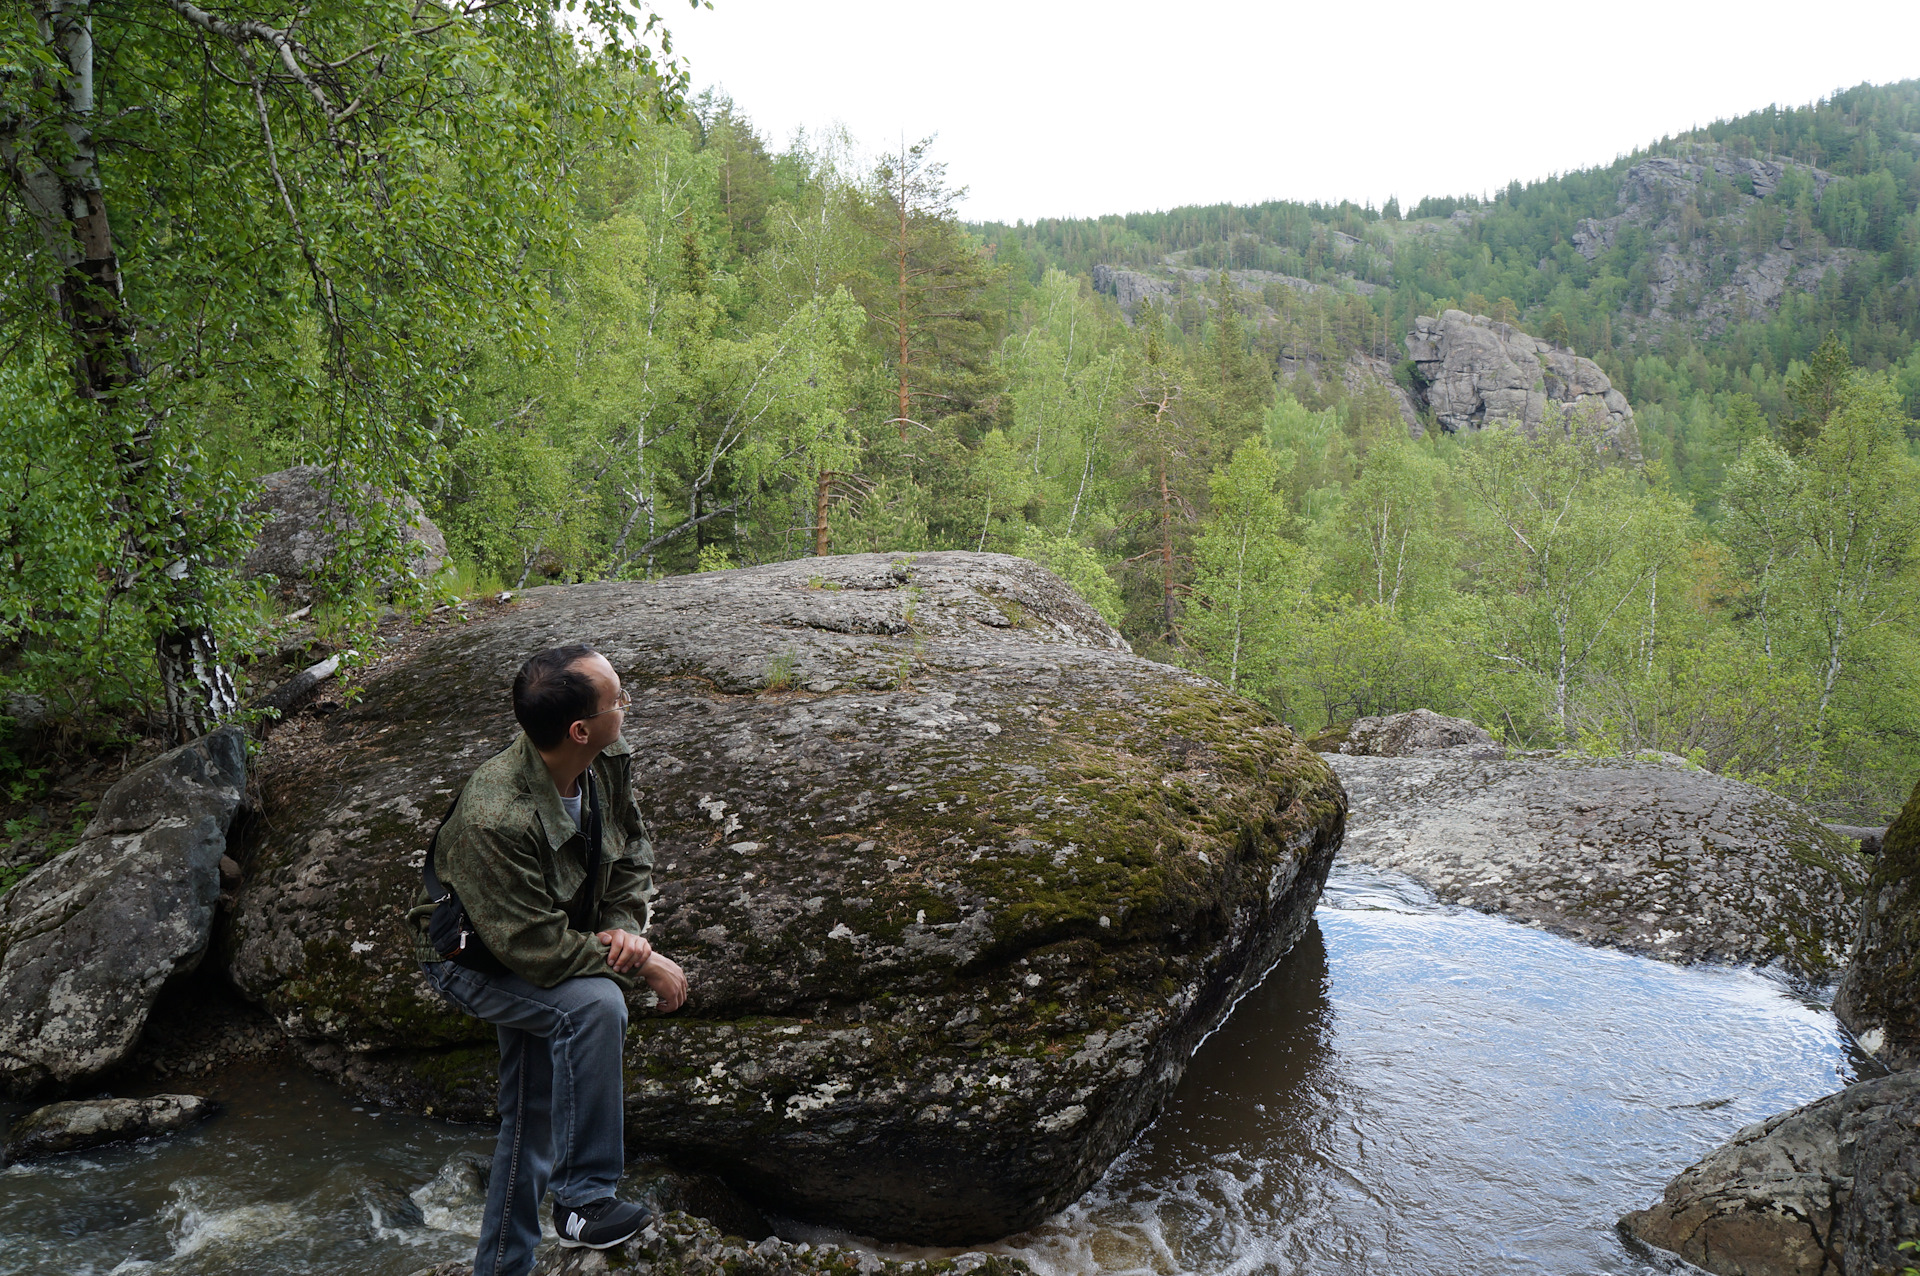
[424,962,628,1276]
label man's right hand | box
[638,953,688,1012]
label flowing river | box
[1,863,1870,1276]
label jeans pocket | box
[424,961,483,1017]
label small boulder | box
[1834,779,1920,1071]
[0,727,247,1095]
[1338,708,1500,758]
[1619,1070,1920,1276]
[242,465,447,600]
[2,1093,218,1163]
[1821,825,1885,858]
[1325,751,1867,976]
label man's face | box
[570,653,626,750]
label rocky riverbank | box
[1326,747,1867,978]
[1620,778,1920,1276]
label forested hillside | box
[3,6,1915,823]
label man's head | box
[513,645,626,753]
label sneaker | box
[552,1196,651,1249]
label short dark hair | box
[513,644,602,749]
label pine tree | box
[1782,333,1854,453]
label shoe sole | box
[557,1223,645,1249]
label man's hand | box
[596,928,652,974]
[637,952,688,1012]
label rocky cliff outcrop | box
[1620,1069,1920,1276]
[1571,145,1853,341]
[1325,752,1867,977]
[228,551,1346,1242]
[1405,310,1640,455]
[243,465,448,599]
[0,728,246,1096]
[1834,778,1920,1072]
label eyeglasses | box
[580,686,632,721]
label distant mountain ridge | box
[976,79,1920,434]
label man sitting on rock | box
[410,644,687,1276]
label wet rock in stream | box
[1834,778,1920,1073]
[1620,1069,1920,1276]
[229,552,1345,1242]
[1325,751,1868,977]
[408,1212,1032,1276]
[2,1093,218,1163]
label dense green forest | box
[3,5,1916,821]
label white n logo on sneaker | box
[567,1214,586,1240]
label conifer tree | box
[1782,333,1854,453]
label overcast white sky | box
[665,0,1920,224]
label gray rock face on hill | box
[242,465,447,599]
[1324,752,1866,977]
[230,551,1346,1242]
[1620,1069,1920,1276]
[1834,778,1920,1072]
[1405,309,1640,455]
[0,727,246,1096]
[1574,146,1851,341]
[2,1093,218,1163]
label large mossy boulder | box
[227,552,1345,1242]
[1834,778,1920,1072]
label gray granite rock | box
[1620,1070,1920,1276]
[1405,310,1640,457]
[0,728,246,1095]
[1324,752,1867,976]
[231,551,1345,1241]
[529,1213,1033,1275]
[242,465,447,599]
[1834,779,1920,1072]
[1838,1085,1920,1276]
[2,1093,217,1163]
[1338,708,1500,758]
[407,1211,1034,1276]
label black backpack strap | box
[421,790,464,902]
[568,766,605,931]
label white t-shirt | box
[560,789,582,829]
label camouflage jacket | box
[407,732,655,989]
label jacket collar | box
[511,732,631,854]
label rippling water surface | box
[950,865,1865,1275]
[0,864,1867,1275]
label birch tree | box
[1463,425,1691,743]
[0,0,692,739]
[1187,441,1300,694]
[1723,378,1920,737]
